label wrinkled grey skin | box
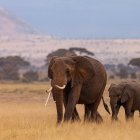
[109,81,140,121]
[52,88,108,123]
[48,56,108,123]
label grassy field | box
[0,81,140,140]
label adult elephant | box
[48,56,109,123]
[108,81,140,121]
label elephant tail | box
[102,97,110,114]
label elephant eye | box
[116,93,121,98]
[66,68,70,75]
[51,71,54,79]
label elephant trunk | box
[112,105,118,120]
[110,100,118,120]
[53,89,63,123]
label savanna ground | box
[0,79,140,140]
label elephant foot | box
[56,122,63,126]
[111,113,119,121]
[95,112,103,124]
[64,117,81,123]
[84,116,91,122]
[72,111,81,122]
[72,116,81,122]
[56,119,63,125]
[90,112,103,124]
[64,114,71,123]
[125,112,134,121]
[111,119,119,123]
[111,116,118,121]
[64,118,70,123]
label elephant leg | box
[125,108,133,121]
[52,92,56,102]
[96,111,103,124]
[112,104,121,121]
[124,107,133,121]
[115,105,121,116]
[84,103,103,123]
[64,85,82,122]
[84,104,91,122]
[72,107,81,122]
[131,110,134,120]
[90,96,102,123]
[63,90,80,122]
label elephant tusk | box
[55,84,66,90]
[45,91,51,107]
[46,87,52,93]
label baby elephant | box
[108,81,140,121]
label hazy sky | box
[0,0,140,38]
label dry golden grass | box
[0,81,140,140]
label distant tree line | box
[46,47,94,65]
[0,49,140,82]
[0,56,39,82]
[129,58,140,67]
[0,47,95,82]
[107,58,140,80]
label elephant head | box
[109,82,136,120]
[48,56,93,123]
[121,84,134,103]
[108,83,125,120]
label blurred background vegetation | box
[0,47,140,83]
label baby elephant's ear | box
[108,83,116,91]
[121,84,133,103]
[121,92,129,103]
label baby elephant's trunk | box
[102,97,110,114]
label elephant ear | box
[121,84,134,103]
[108,83,116,91]
[48,56,58,79]
[71,56,94,87]
[121,91,129,103]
